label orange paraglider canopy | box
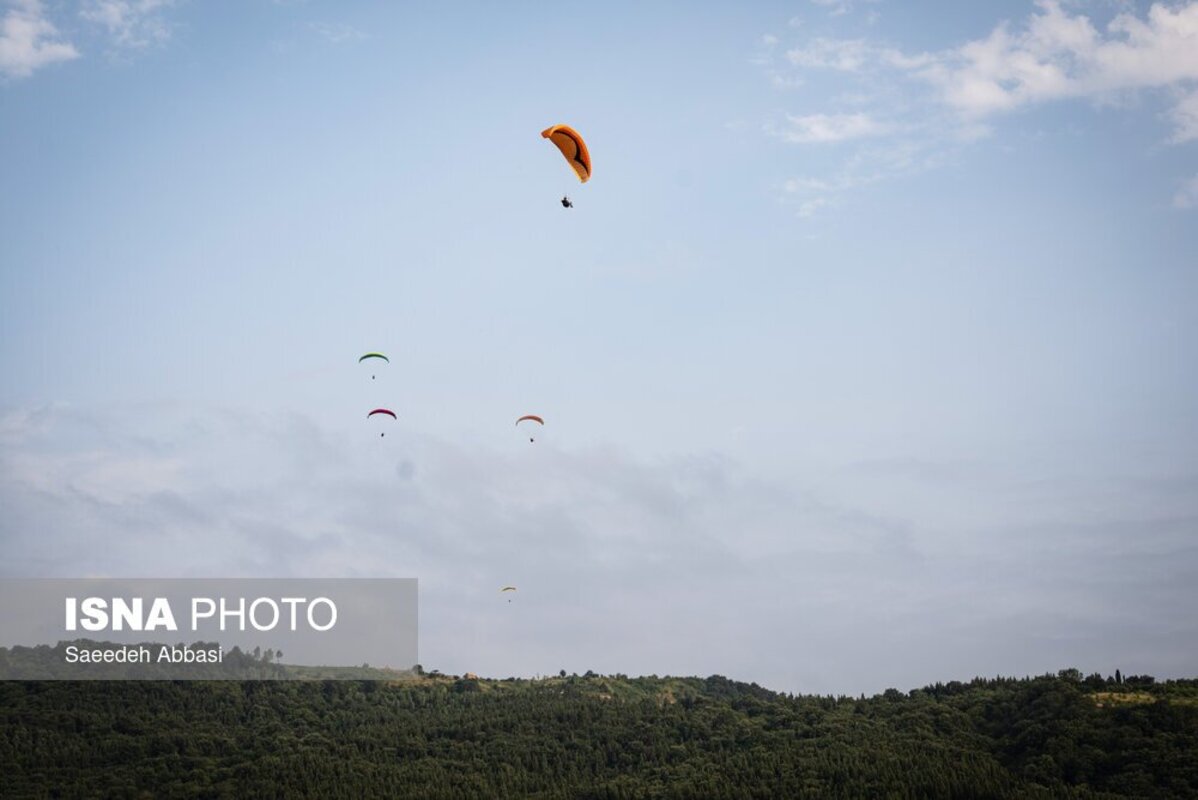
[541,125,591,183]
[516,415,543,443]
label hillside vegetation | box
[2,670,1196,798]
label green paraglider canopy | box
[360,352,389,379]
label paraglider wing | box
[515,414,543,443]
[541,125,591,183]
[367,408,397,436]
[360,352,389,379]
[500,586,517,592]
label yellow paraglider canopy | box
[541,124,591,183]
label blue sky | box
[2,0,1197,694]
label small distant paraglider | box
[516,415,543,443]
[359,352,389,380]
[368,408,397,437]
[542,124,590,207]
[501,586,517,603]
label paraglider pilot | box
[561,196,573,208]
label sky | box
[2,0,1197,696]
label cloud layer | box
[764,1,1198,215]
[3,402,1196,693]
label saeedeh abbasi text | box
[64,643,225,664]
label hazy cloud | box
[1175,172,1198,208]
[1169,87,1198,142]
[810,0,878,18]
[811,0,852,16]
[3,402,1196,692]
[786,37,871,71]
[780,138,949,217]
[81,0,175,50]
[308,21,366,44]
[771,111,892,143]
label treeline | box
[1,669,1196,798]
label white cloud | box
[1169,87,1198,142]
[774,2,1198,138]
[0,0,79,79]
[796,197,830,217]
[780,138,948,215]
[911,1,1198,134]
[81,0,174,49]
[786,37,871,71]
[811,0,853,17]
[762,2,1198,215]
[772,111,891,143]
[809,0,881,18]
[769,72,804,89]
[308,21,367,44]
[879,47,936,70]
[784,176,832,193]
[750,31,777,68]
[1174,173,1198,208]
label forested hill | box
[2,670,1196,798]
